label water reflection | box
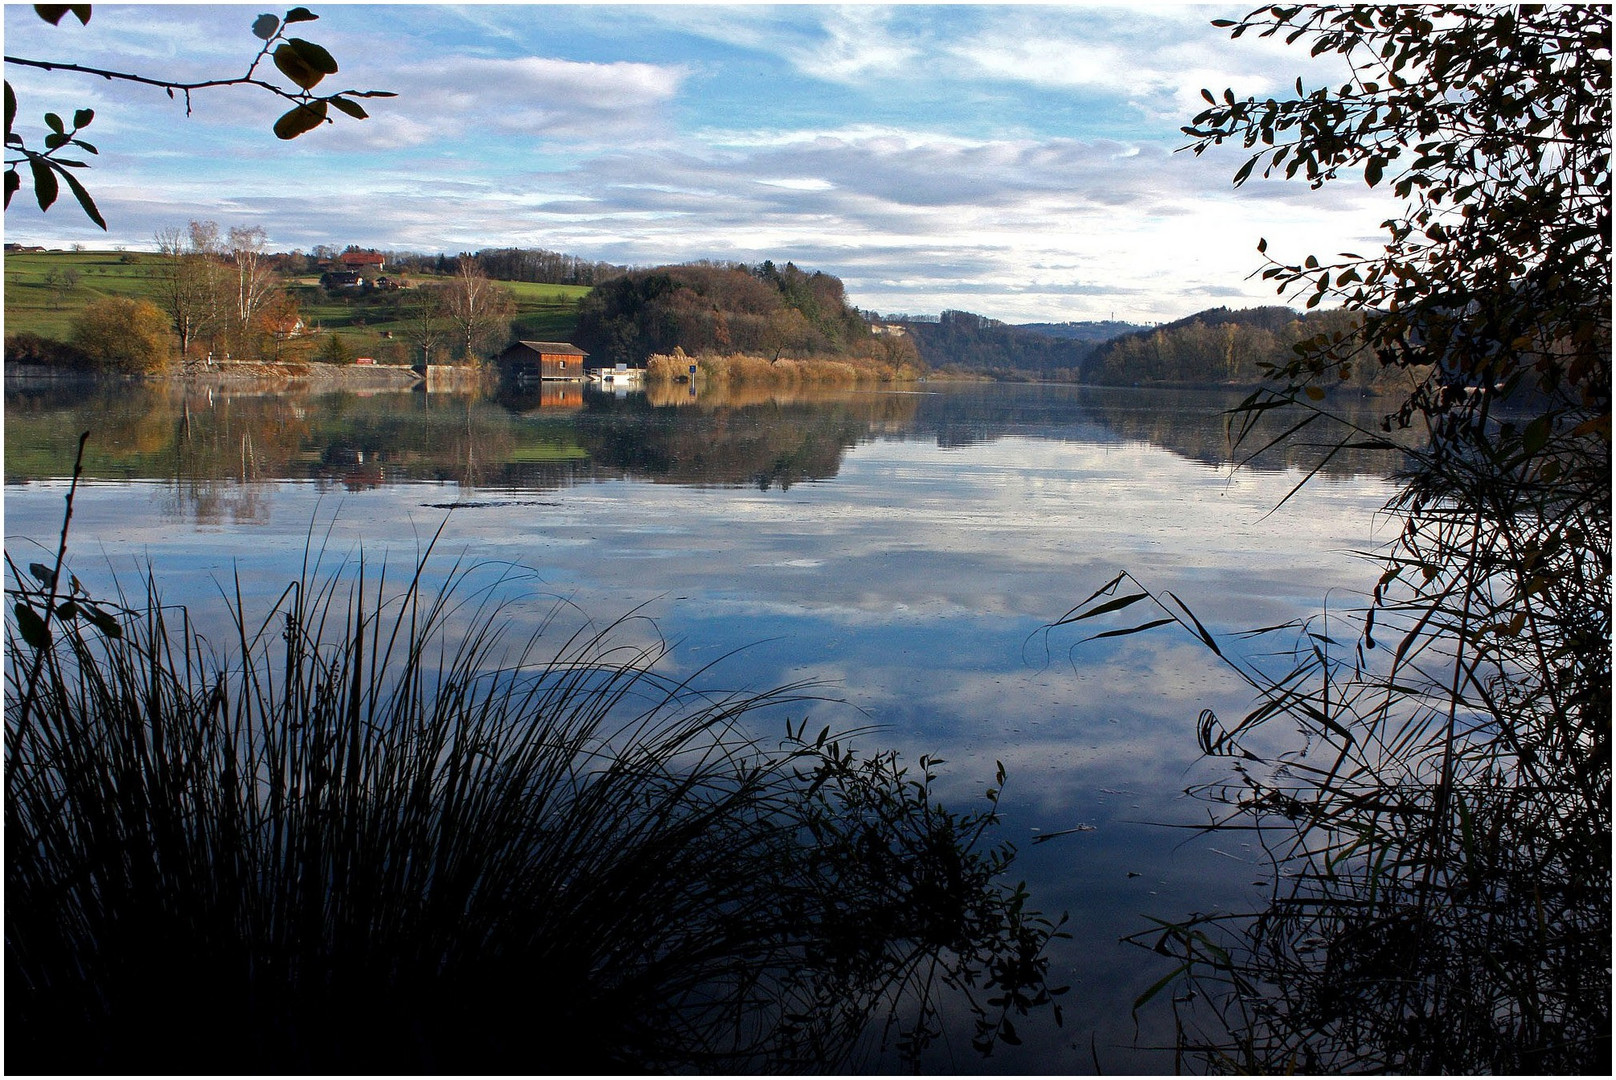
[5,377,1408,508]
[2,376,1404,1072]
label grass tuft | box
[7,501,1065,1073]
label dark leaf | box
[14,602,51,649]
[71,107,93,129]
[83,603,122,639]
[284,6,319,22]
[273,99,327,139]
[329,95,368,120]
[1057,591,1151,624]
[55,163,106,228]
[252,13,280,40]
[5,168,19,208]
[1081,618,1178,643]
[33,5,90,26]
[44,112,64,134]
[5,81,17,136]
[287,37,339,75]
[1364,154,1385,187]
[273,42,324,90]
[30,156,59,211]
[28,562,57,588]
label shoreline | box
[5,361,424,391]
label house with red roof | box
[340,251,386,271]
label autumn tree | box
[256,289,305,362]
[70,296,172,373]
[153,222,227,360]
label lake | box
[4,375,1404,1071]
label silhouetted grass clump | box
[7,491,1064,1073]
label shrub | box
[4,331,89,369]
[68,297,172,374]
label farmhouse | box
[497,340,590,382]
[340,251,386,271]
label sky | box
[3,3,1405,324]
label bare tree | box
[227,225,276,355]
[154,222,227,361]
[444,256,516,362]
[403,282,450,366]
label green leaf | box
[252,13,280,40]
[30,156,59,211]
[273,99,327,139]
[14,602,51,649]
[329,95,368,120]
[284,6,319,23]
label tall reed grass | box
[7,483,1064,1072]
[1057,390,1610,1072]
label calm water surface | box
[4,377,1404,1071]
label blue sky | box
[4,3,1401,323]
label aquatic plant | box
[6,458,1065,1073]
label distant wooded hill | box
[888,311,1147,380]
[573,260,919,376]
[1081,305,1369,388]
[889,305,1384,390]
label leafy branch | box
[5,4,395,228]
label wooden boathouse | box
[497,341,590,382]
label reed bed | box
[1057,394,1610,1072]
[7,490,1064,1072]
[646,351,916,388]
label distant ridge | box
[1014,320,1149,343]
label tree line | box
[1081,305,1380,389]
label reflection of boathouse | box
[590,363,645,388]
[497,341,589,384]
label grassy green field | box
[4,250,588,357]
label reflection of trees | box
[573,389,920,490]
[905,384,1412,477]
[4,381,1406,514]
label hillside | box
[1081,305,1375,388]
[3,250,588,365]
[573,260,921,379]
[890,310,1143,381]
